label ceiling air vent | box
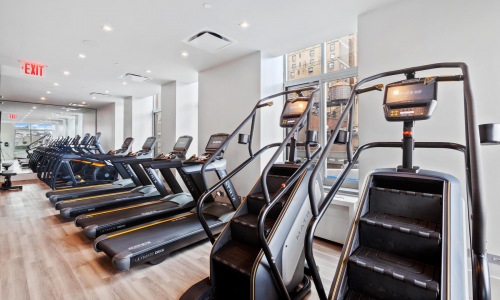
[185,31,233,53]
[90,92,111,97]
[119,73,152,83]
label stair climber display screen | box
[303,63,493,300]
[280,98,308,127]
[383,78,438,121]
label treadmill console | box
[186,133,229,163]
[280,97,308,128]
[383,79,437,121]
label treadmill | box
[46,137,136,203]
[93,133,241,270]
[55,137,161,219]
[75,136,197,239]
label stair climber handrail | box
[306,62,490,300]
[257,141,322,300]
[255,88,320,300]
[196,143,281,243]
[196,87,318,245]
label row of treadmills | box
[46,133,240,270]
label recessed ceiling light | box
[146,70,152,73]
[122,81,127,85]
[101,24,113,32]
[239,21,249,28]
[63,71,70,75]
[92,96,96,99]
[46,91,51,94]
[54,82,59,86]
[33,106,36,109]
[181,51,189,57]
[78,53,86,58]
[82,101,87,104]
[203,3,212,9]
[40,97,46,100]
[105,90,109,93]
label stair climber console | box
[182,86,338,299]
[304,63,495,300]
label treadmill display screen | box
[142,137,157,150]
[205,134,228,152]
[173,136,192,151]
[385,81,436,104]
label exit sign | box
[20,61,46,77]
[9,114,17,120]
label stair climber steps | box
[369,187,443,223]
[231,213,276,248]
[246,193,288,218]
[359,211,442,265]
[212,240,261,299]
[348,246,440,300]
[344,289,376,300]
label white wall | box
[82,111,96,135]
[131,96,154,151]
[199,52,262,196]
[123,97,133,141]
[161,82,177,153]
[260,53,285,171]
[96,103,115,152]
[114,98,124,149]
[199,51,285,196]
[358,0,500,294]
[0,122,15,159]
[176,82,198,157]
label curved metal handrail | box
[306,62,490,300]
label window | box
[285,34,358,187]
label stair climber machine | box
[74,135,195,239]
[46,137,135,203]
[304,63,497,300]
[92,133,240,270]
[181,86,342,300]
[54,137,158,219]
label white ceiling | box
[0,0,399,108]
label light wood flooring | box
[0,180,342,300]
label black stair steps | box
[348,246,440,300]
[231,213,276,247]
[246,192,288,218]
[369,187,443,223]
[360,211,441,240]
[344,290,376,300]
[212,240,261,277]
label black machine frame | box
[304,62,490,300]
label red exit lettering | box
[20,61,45,77]
[9,114,17,120]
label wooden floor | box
[0,180,342,300]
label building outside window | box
[284,34,358,188]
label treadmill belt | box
[76,200,179,228]
[97,213,221,257]
[56,191,145,210]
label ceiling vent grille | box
[185,31,233,53]
[119,73,152,83]
[90,92,111,97]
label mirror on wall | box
[0,100,96,169]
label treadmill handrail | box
[306,62,490,300]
